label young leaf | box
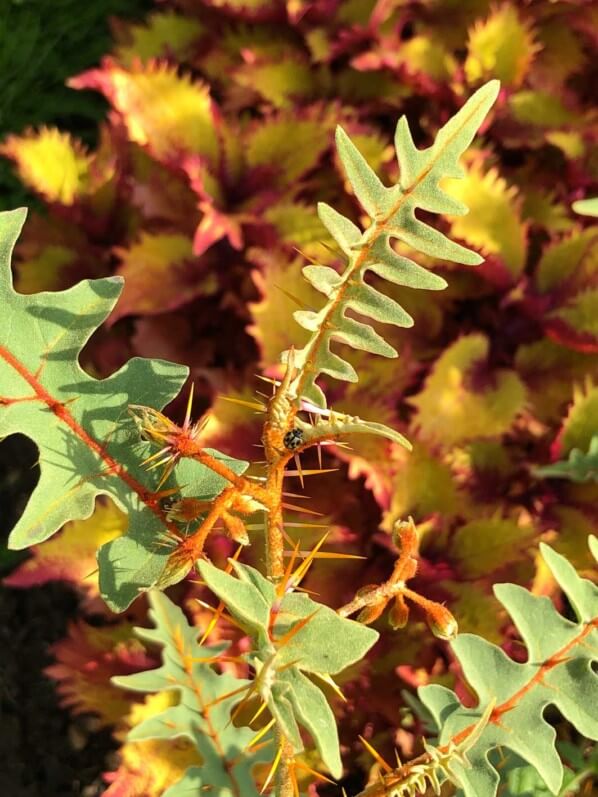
[0,208,247,611]
[417,537,598,797]
[289,81,500,415]
[113,591,265,796]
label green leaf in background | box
[113,591,266,797]
[534,435,598,483]
[418,537,598,797]
[0,208,247,611]
[197,558,379,777]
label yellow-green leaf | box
[410,334,527,446]
[0,128,91,205]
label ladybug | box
[283,428,304,451]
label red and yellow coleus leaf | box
[201,387,264,460]
[443,160,527,280]
[0,127,91,205]
[508,90,581,129]
[394,34,458,82]
[263,201,330,251]
[515,339,598,424]
[548,289,598,352]
[112,232,216,321]
[4,499,125,599]
[544,505,598,576]
[465,4,540,88]
[106,693,201,797]
[410,334,527,446]
[70,60,220,167]
[114,11,203,66]
[449,514,537,579]
[533,229,598,351]
[441,582,505,644]
[559,381,598,455]
[248,248,322,368]
[46,620,153,726]
[535,228,597,294]
[234,57,318,109]
[244,114,331,188]
[382,442,465,531]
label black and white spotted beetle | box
[283,428,304,451]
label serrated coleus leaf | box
[442,582,505,645]
[418,538,598,797]
[465,5,540,88]
[382,441,464,531]
[0,208,247,611]
[410,334,526,446]
[105,693,203,797]
[234,56,317,109]
[0,127,92,205]
[197,558,379,777]
[113,11,204,66]
[46,620,154,726]
[245,115,331,189]
[112,591,266,797]
[70,59,221,168]
[449,515,537,579]
[249,248,320,367]
[112,232,216,322]
[545,506,598,576]
[443,160,527,280]
[559,382,598,455]
[533,229,598,352]
[514,339,598,424]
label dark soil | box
[0,434,116,797]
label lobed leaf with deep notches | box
[288,81,500,421]
[0,208,247,612]
[113,591,266,797]
[417,538,598,797]
[198,558,379,778]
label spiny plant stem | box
[263,367,297,796]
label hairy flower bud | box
[357,599,387,625]
[426,604,458,641]
[389,594,410,630]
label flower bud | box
[388,594,410,630]
[222,512,250,546]
[166,497,211,522]
[426,603,458,641]
[357,599,387,625]
[392,517,418,557]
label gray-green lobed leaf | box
[0,208,247,612]
[418,536,598,797]
[287,80,500,421]
[197,558,379,777]
[113,590,267,797]
[534,435,598,483]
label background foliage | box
[1,0,597,794]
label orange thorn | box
[294,452,304,488]
[274,608,320,649]
[246,718,276,751]
[261,742,283,794]
[358,735,393,774]
[184,382,195,428]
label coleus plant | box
[2,80,597,796]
